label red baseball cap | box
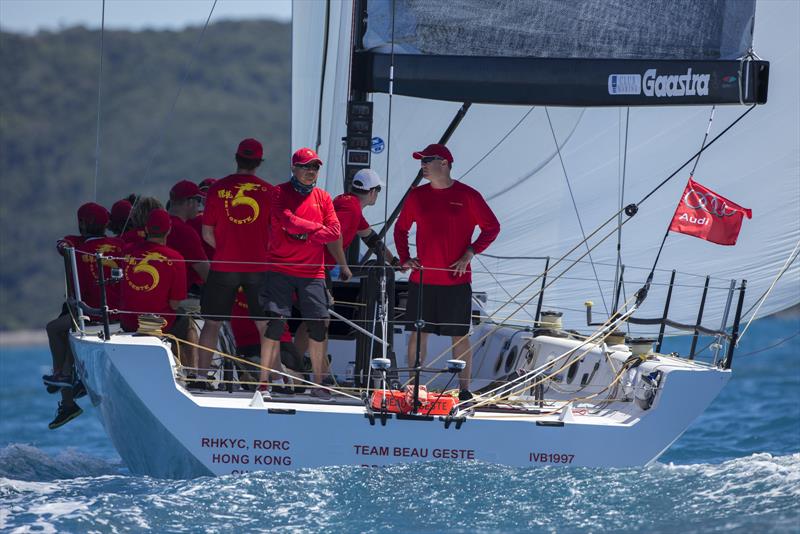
[146,208,172,235]
[198,178,217,190]
[292,147,323,166]
[170,179,201,201]
[77,202,110,226]
[412,143,454,164]
[110,200,132,226]
[236,138,263,160]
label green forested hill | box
[0,20,291,330]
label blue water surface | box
[1,316,798,533]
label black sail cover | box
[354,0,768,106]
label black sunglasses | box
[295,163,321,170]
[420,156,444,164]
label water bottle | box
[330,265,341,280]
[345,361,355,385]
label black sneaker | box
[72,380,87,400]
[458,389,474,402]
[48,402,83,429]
[43,372,73,388]
[186,378,214,391]
[46,384,60,394]
[272,385,295,395]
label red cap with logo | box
[236,138,264,160]
[77,202,110,227]
[292,147,323,166]
[110,200,132,227]
[412,143,454,164]
[170,180,201,201]
[146,208,172,235]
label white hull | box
[71,329,730,478]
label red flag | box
[668,178,752,246]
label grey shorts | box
[260,271,330,321]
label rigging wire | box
[383,0,397,226]
[544,107,609,315]
[92,0,106,202]
[738,331,800,358]
[119,0,219,234]
[738,237,800,341]
[459,106,536,180]
[612,107,630,311]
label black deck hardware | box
[267,408,296,415]
[396,413,435,422]
[536,421,565,427]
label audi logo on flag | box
[683,189,738,218]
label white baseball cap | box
[352,169,384,191]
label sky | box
[0,0,291,34]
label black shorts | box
[201,270,266,321]
[260,271,329,321]
[405,282,472,337]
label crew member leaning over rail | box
[394,143,500,400]
[120,209,189,353]
[197,139,274,390]
[44,202,125,429]
[259,147,341,399]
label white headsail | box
[293,0,799,335]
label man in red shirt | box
[109,199,132,237]
[295,168,399,356]
[189,178,217,261]
[44,203,125,429]
[120,209,188,340]
[394,143,500,399]
[167,180,209,293]
[260,147,340,399]
[324,168,398,280]
[120,197,163,246]
[197,139,274,389]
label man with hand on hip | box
[393,143,500,400]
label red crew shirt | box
[203,174,273,272]
[230,290,292,348]
[58,235,125,317]
[323,193,370,269]
[120,241,187,331]
[120,228,146,246]
[394,180,500,286]
[188,214,215,263]
[266,182,341,279]
[167,215,207,290]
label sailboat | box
[66,0,798,478]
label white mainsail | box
[293,0,799,336]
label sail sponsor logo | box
[683,188,737,218]
[608,68,710,98]
[608,74,641,95]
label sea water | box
[1,316,798,533]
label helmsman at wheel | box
[393,144,500,399]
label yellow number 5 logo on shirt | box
[224,182,261,225]
[126,251,169,291]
